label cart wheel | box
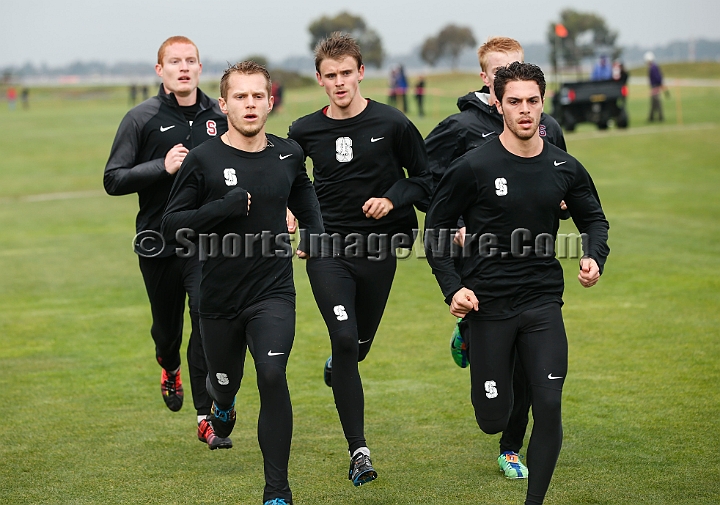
[563,111,576,132]
[617,109,629,128]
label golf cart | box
[551,79,629,132]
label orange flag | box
[555,24,568,38]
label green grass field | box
[1,73,719,504]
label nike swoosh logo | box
[358,339,372,345]
[160,125,176,132]
[279,154,292,160]
[554,160,567,166]
[370,137,384,142]
[548,374,564,380]
[268,351,285,356]
[482,132,494,138]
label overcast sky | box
[3,0,718,67]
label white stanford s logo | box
[206,120,217,136]
[333,305,348,321]
[336,137,353,162]
[495,177,508,196]
[224,168,237,186]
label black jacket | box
[104,85,228,255]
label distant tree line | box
[3,9,720,82]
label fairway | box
[1,76,719,504]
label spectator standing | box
[395,65,409,113]
[7,87,17,110]
[645,51,666,122]
[415,76,426,117]
[129,84,138,106]
[21,88,29,109]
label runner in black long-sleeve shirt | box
[162,62,323,505]
[288,33,431,486]
[424,36,569,479]
[425,62,609,505]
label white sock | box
[197,415,206,425]
[351,447,370,458]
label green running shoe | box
[498,451,528,479]
[450,318,469,368]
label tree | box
[308,12,384,68]
[243,55,269,68]
[547,9,619,71]
[420,37,442,67]
[420,24,476,69]
[437,25,477,69]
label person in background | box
[21,87,29,109]
[612,60,628,84]
[645,51,667,122]
[415,75,426,117]
[7,87,17,110]
[395,65,409,113]
[591,54,613,81]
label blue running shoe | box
[263,499,290,505]
[450,318,469,368]
[209,399,236,439]
[498,451,528,479]
[323,356,332,387]
[349,451,377,486]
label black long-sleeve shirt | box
[104,85,227,256]
[288,99,432,241]
[161,135,324,318]
[425,137,609,320]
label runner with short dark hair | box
[424,36,569,479]
[425,62,609,505]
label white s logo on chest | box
[336,137,353,162]
[495,177,508,196]
[224,168,237,186]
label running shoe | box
[450,318,469,368]
[209,399,236,438]
[498,451,528,479]
[263,499,290,505]
[323,356,332,387]
[349,451,377,486]
[160,368,184,411]
[198,417,233,450]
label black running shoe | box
[160,368,184,412]
[198,417,233,450]
[323,356,332,387]
[209,400,236,438]
[349,451,377,486]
